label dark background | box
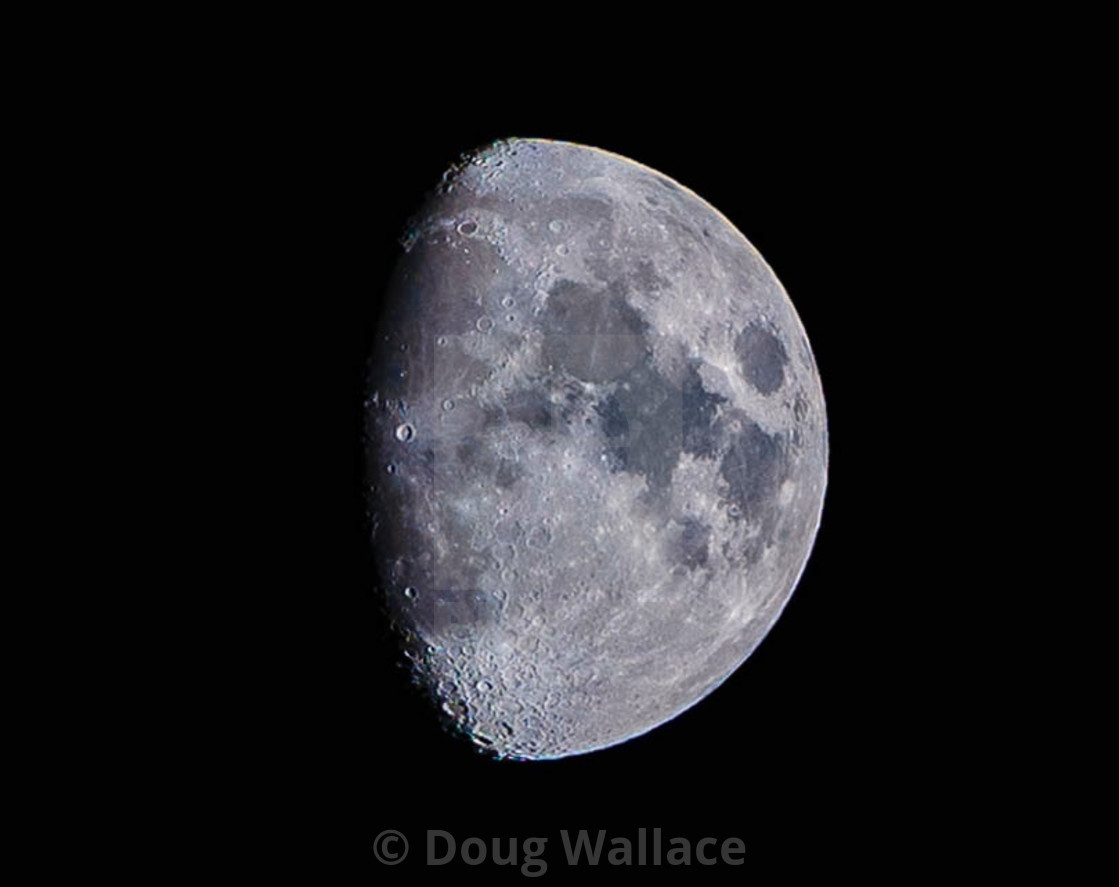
[243,96,971,866]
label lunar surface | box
[365,139,827,759]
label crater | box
[735,323,788,395]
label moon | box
[365,138,827,759]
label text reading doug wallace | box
[374,828,747,876]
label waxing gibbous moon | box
[365,138,827,759]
